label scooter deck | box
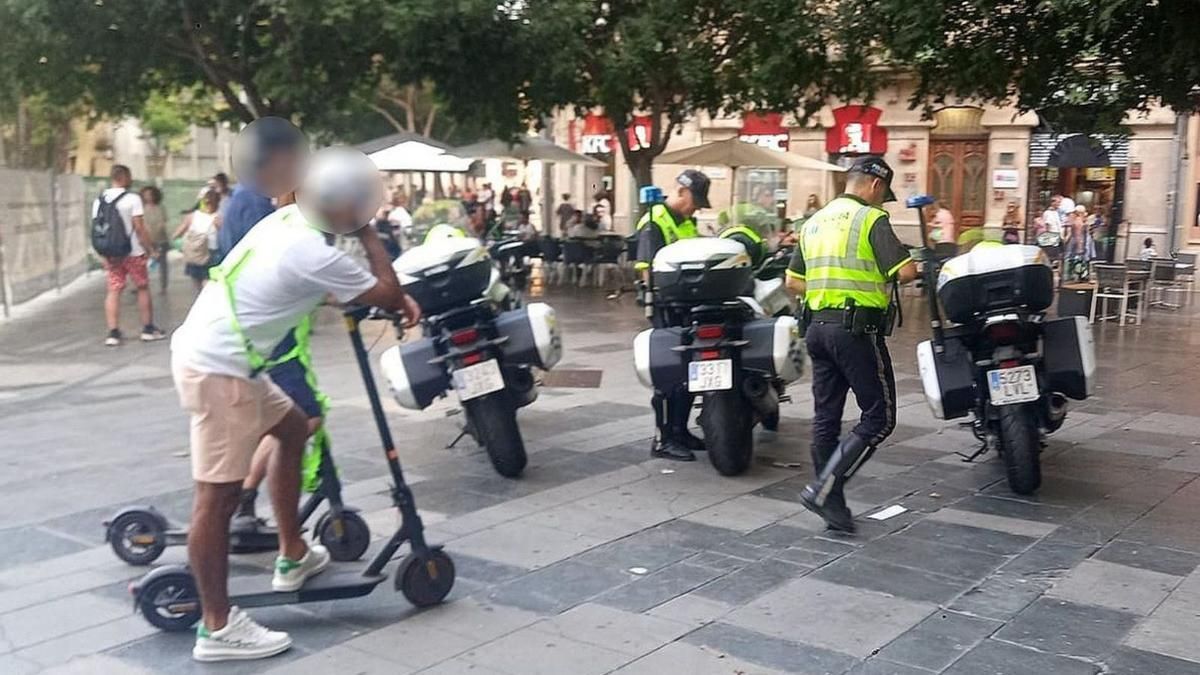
[230,568,387,608]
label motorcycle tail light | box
[986,322,1021,345]
[696,324,724,340]
[698,349,722,360]
[449,327,479,346]
[461,352,484,366]
[999,358,1021,369]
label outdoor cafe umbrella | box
[454,137,606,166]
[656,136,844,209]
[367,140,474,173]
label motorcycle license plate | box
[688,359,733,392]
[987,365,1039,405]
[452,359,506,401]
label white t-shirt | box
[1042,209,1062,234]
[171,205,377,378]
[92,187,146,256]
[388,206,413,230]
[189,210,219,250]
[1057,197,1076,225]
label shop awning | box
[1030,133,1129,168]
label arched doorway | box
[928,107,989,229]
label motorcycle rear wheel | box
[702,390,755,476]
[464,391,528,478]
[997,403,1041,494]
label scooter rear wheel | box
[396,550,456,608]
[139,572,201,632]
[110,511,167,566]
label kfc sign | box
[739,112,789,152]
[825,106,888,155]
[579,114,656,155]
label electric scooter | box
[130,306,455,631]
[103,438,369,566]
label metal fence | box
[0,169,87,316]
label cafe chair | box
[562,238,595,287]
[538,237,564,285]
[1090,263,1145,326]
[1175,252,1196,302]
[1149,257,1184,310]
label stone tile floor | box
[3,270,1200,673]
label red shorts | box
[104,255,150,291]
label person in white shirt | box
[94,165,166,346]
[1042,196,1063,235]
[1057,194,1076,228]
[173,189,222,293]
[172,146,420,663]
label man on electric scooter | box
[170,141,420,662]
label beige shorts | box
[173,365,296,483]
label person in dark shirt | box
[218,118,309,260]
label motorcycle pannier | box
[917,337,975,420]
[633,327,688,390]
[1042,315,1095,400]
[394,237,492,316]
[937,245,1054,324]
[379,339,450,410]
[652,239,752,303]
[494,302,563,371]
[741,316,805,383]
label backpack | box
[182,227,211,266]
[91,191,132,258]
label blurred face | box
[1051,196,1062,208]
[202,192,220,213]
[757,190,774,208]
[255,148,305,199]
[864,178,887,207]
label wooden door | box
[929,139,989,228]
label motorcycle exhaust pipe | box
[1045,391,1068,432]
[505,365,539,409]
[741,374,779,419]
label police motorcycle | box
[909,195,1095,494]
[381,233,563,477]
[634,193,805,476]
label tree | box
[387,0,879,192]
[876,0,1200,131]
[2,0,391,135]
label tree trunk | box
[625,150,656,222]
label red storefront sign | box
[739,112,789,152]
[825,105,888,155]
[579,113,655,155]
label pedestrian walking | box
[593,188,613,230]
[94,165,166,346]
[1042,196,1063,236]
[174,189,221,294]
[140,186,170,293]
[556,193,576,235]
[785,157,917,532]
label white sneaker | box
[192,606,291,662]
[272,544,330,592]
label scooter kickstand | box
[446,428,468,449]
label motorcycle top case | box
[916,336,975,420]
[633,327,688,390]
[936,244,1053,324]
[742,316,805,383]
[494,302,563,371]
[652,238,752,303]
[1042,315,1095,400]
[394,237,492,316]
[380,337,450,411]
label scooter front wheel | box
[138,571,201,632]
[109,510,167,566]
[317,510,371,562]
[396,549,456,608]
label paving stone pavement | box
[4,270,1200,673]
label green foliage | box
[877,0,1200,131]
[141,89,217,155]
[412,199,467,227]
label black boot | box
[230,488,263,533]
[652,437,697,461]
[800,432,872,533]
[674,427,706,451]
[669,390,703,451]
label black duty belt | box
[810,308,850,323]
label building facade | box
[549,79,1198,254]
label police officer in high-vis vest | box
[785,157,917,532]
[636,169,710,460]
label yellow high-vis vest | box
[797,196,890,310]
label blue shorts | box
[267,331,322,418]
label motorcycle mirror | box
[906,194,935,209]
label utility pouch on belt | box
[797,305,812,337]
[846,304,887,337]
